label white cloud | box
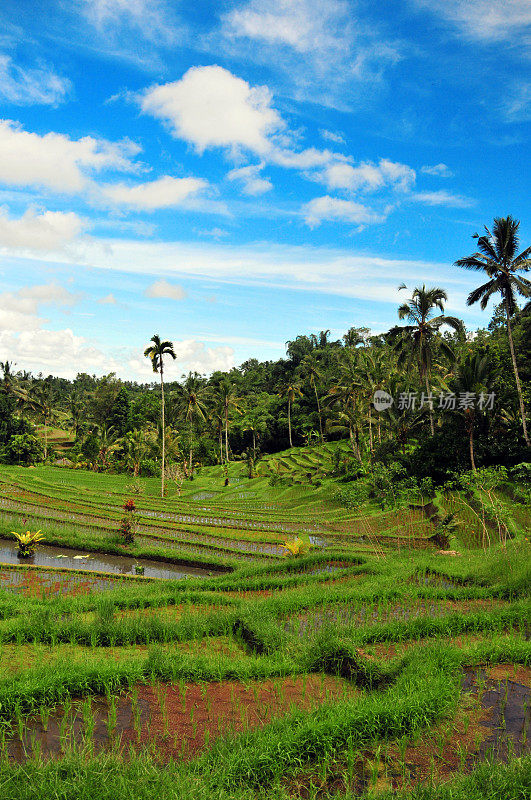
[0,328,120,378]
[503,83,531,122]
[223,0,350,54]
[410,190,474,208]
[303,196,386,227]
[98,293,117,304]
[11,237,485,319]
[0,283,81,333]
[141,65,283,157]
[144,279,186,300]
[0,55,71,106]
[420,163,453,177]
[412,0,531,42]
[140,65,348,174]
[0,208,84,251]
[226,163,272,195]
[130,339,234,377]
[0,120,140,193]
[320,159,415,192]
[82,0,176,42]
[320,129,346,145]
[101,175,209,210]
[218,0,402,108]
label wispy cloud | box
[410,190,474,208]
[0,55,72,106]
[411,0,531,43]
[420,163,454,177]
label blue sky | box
[0,0,529,379]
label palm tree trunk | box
[505,299,530,446]
[225,404,229,463]
[288,399,292,447]
[43,412,48,461]
[313,382,324,442]
[219,426,223,465]
[189,417,193,474]
[252,429,256,460]
[425,373,435,436]
[468,423,476,472]
[368,411,373,452]
[160,367,165,498]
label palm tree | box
[389,285,462,436]
[326,353,363,460]
[27,381,55,460]
[454,216,531,447]
[176,373,209,474]
[210,377,242,464]
[299,354,324,442]
[453,353,494,471]
[279,382,302,447]
[0,361,17,395]
[144,334,176,497]
[69,390,86,439]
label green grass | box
[0,454,527,797]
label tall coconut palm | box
[454,216,531,447]
[176,373,209,474]
[388,285,462,436]
[299,354,324,442]
[27,381,55,460]
[144,334,176,497]
[326,353,363,460]
[210,377,242,464]
[279,382,302,448]
[453,353,494,471]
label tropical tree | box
[279,382,302,447]
[455,216,531,446]
[389,285,462,436]
[326,353,363,460]
[299,354,324,442]
[143,334,176,497]
[0,361,17,395]
[452,353,494,471]
[176,372,209,474]
[210,376,242,464]
[27,381,56,460]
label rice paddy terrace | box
[0,448,528,799]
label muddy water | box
[462,667,531,761]
[0,539,216,580]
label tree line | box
[0,216,529,494]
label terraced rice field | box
[0,459,528,799]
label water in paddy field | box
[0,539,216,580]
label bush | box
[1,433,43,465]
[139,458,160,477]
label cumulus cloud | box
[0,208,84,251]
[410,190,474,208]
[101,175,209,210]
[303,196,385,227]
[130,339,234,376]
[420,163,453,177]
[226,163,272,195]
[0,328,120,378]
[98,293,117,304]
[0,55,71,106]
[320,159,415,192]
[0,120,140,193]
[0,283,81,333]
[144,279,186,300]
[141,65,282,157]
[140,65,348,174]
